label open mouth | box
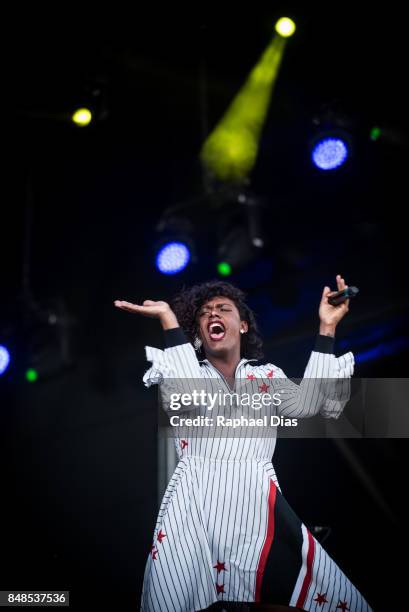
[207,321,226,341]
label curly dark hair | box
[170,280,264,360]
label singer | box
[114,275,372,611]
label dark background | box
[1,5,408,610]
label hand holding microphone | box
[319,275,359,333]
[328,285,359,306]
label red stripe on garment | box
[296,529,315,608]
[255,480,277,601]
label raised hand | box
[319,275,350,335]
[114,299,179,330]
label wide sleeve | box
[142,328,203,388]
[272,335,354,420]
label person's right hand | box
[114,299,179,329]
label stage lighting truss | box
[154,188,266,276]
[215,189,267,273]
[20,295,77,382]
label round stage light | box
[25,368,38,383]
[217,262,232,277]
[156,242,191,275]
[275,17,296,38]
[0,345,10,376]
[72,108,93,127]
[370,126,382,141]
[311,137,349,170]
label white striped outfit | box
[140,329,372,612]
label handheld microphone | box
[328,286,359,306]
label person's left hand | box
[319,274,350,332]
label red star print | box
[157,529,166,544]
[180,439,188,449]
[266,369,274,378]
[213,561,227,574]
[216,583,225,594]
[336,602,350,611]
[259,383,269,393]
[246,373,255,380]
[314,592,328,606]
[151,545,158,560]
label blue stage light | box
[156,242,191,275]
[312,137,348,170]
[0,345,10,376]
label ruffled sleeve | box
[143,341,203,388]
[318,351,355,419]
[143,346,171,388]
[272,349,355,420]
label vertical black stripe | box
[260,488,304,604]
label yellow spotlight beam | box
[200,33,288,183]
